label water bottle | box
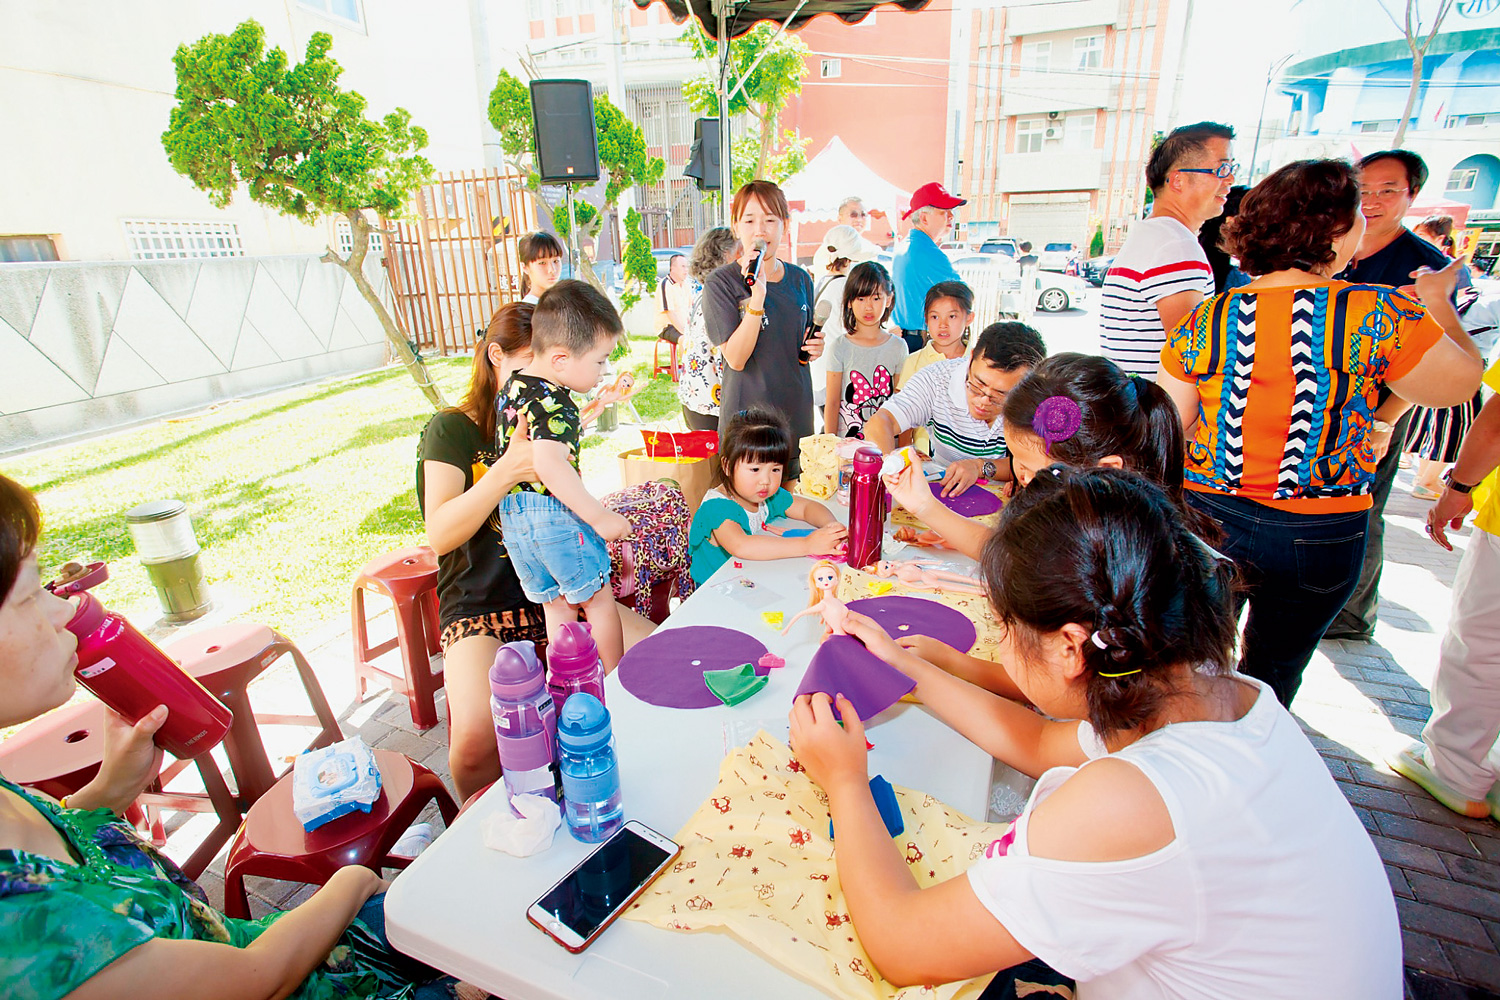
[546,621,606,718]
[489,641,559,810]
[63,592,233,759]
[557,693,623,843]
[846,445,886,568]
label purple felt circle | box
[928,481,1003,517]
[615,625,770,709]
[847,595,978,653]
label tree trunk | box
[1391,48,1422,148]
[755,106,774,181]
[326,210,447,410]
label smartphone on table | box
[527,820,681,953]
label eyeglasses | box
[965,373,1009,405]
[1359,187,1409,202]
[1177,161,1239,180]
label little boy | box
[497,279,630,668]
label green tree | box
[487,71,664,299]
[620,207,657,311]
[1089,226,1104,258]
[685,23,809,188]
[162,20,444,408]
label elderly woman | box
[678,227,740,432]
[702,180,825,475]
[0,475,455,998]
[1156,158,1483,706]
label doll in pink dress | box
[782,560,849,638]
[867,558,984,595]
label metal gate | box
[383,169,542,356]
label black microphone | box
[744,239,766,291]
[800,297,832,365]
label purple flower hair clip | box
[1033,395,1082,454]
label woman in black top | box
[417,303,545,803]
[702,180,825,477]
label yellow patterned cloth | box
[835,564,1004,665]
[799,434,842,500]
[626,734,1009,1000]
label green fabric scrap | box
[703,663,767,706]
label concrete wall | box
[0,255,389,455]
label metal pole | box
[718,8,732,223]
[1249,54,1294,185]
[565,182,579,279]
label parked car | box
[1080,255,1115,287]
[1035,273,1091,312]
[1038,242,1079,271]
[977,238,1019,257]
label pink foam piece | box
[757,653,786,670]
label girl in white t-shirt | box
[789,467,1400,1000]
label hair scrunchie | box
[1033,395,1083,455]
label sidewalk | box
[153,464,1499,997]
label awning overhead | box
[630,0,932,39]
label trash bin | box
[594,402,619,433]
[125,499,211,622]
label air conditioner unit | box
[1044,126,1062,140]
[1047,111,1061,120]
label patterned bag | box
[626,733,1008,1000]
[602,480,696,617]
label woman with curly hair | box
[1156,158,1484,706]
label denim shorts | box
[499,490,611,605]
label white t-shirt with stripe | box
[880,357,1006,466]
[1098,216,1214,377]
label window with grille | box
[1447,169,1478,193]
[297,0,362,29]
[1015,119,1045,154]
[123,220,244,260]
[336,220,385,256]
[1445,113,1497,128]
[0,235,59,263]
[1074,35,1103,71]
[821,59,841,79]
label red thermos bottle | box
[64,592,232,759]
[845,446,886,569]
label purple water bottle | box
[547,621,606,718]
[846,446,886,569]
[489,641,559,809]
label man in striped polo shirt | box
[865,321,1046,496]
[1099,122,1236,377]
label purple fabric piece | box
[794,636,917,721]
[847,595,978,654]
[616,625,770,709]
[929,481,1003,517]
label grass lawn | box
[6,333,685,639]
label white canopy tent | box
[780,136,909,262]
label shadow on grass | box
[344,413,431,451]
[360,490,423,536]
[29,367,409,493]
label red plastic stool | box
[0,698,240,878]
[653,337,679,381]
[165,624,342,809]
[352,546,443,730]
[222,750,457,918]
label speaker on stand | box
[529,79,600,280]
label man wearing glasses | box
[1325,149,1457,643]
[1099,121,1235,377]
[864,321,1046,495]
[811,196,880,273]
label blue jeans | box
[499,490,611,605]
[356,893,458,999]
[1186,492,1368,707]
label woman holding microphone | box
[702,180,824,478]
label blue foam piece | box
[829,774,905,841]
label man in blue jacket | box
[892,182,965,352]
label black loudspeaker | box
[684,117,721,191]
[530,79,600,184]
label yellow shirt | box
[1472,360,1500,538]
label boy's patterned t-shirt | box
[497,371,581,496]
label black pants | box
[901,328,926,352]
[681,406,718,433]
[1187,492,1368,706]
[1327,408,1415,639]
[976,958,1075,998]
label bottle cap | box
[489,641,544,699]
[852,447,883,474]
[557,693,612,753]
[547,621,598,679]
[63,591,106,640]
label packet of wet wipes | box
[293,736,383,831]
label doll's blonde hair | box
[806,560,842,609]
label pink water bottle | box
[546,621,606,718]
[846,446,886,569]
[64,592,233,759]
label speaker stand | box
[564,183,580,282]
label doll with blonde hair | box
[782,560,849,637]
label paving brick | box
[1441,853,1500,892]
[1409,870,1500,920]
[1474,834,1500,863]
[1401,930,1456,979]
[1354,805,1380,834]
[1353,680,1418,703]
[1489,920,1500,954]
[1376,812,1482,857]
[379,728,445,763]
[1397,898,1493,948]
[1388,864,1415,898]
[1381,699,1432,722]
[1373,836,1449,876]
[1405,796,1500,837]
[1340,779,1418,817]
[1446,942,1500,993]
[1320,758,1354,782]
[1351,762,1423,794]
[1305,733,1370,762]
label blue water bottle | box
[557,693,624,843]
[489,641,560,811]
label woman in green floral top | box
[0,474,453,1000]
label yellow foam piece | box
[760,610,784,628]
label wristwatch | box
[1443,468,1476,494]
[1372,419,1396,434]
[981,459,997,479]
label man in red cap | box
[892,182,966,352]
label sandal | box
[1389,743,1490,819]
[1411,485,1442,501]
